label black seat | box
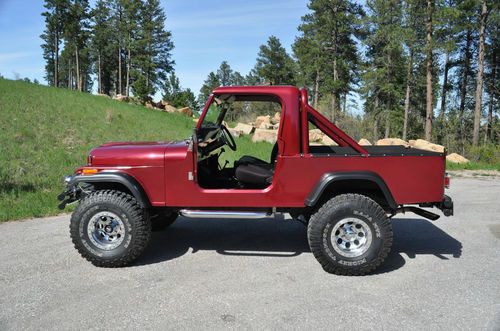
[234,143,278,188]
[235,164,274,188]
[235,143,279,167]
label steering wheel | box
[220,125,237,151]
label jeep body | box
[59,86,453,274]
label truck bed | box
[310,145,443,157]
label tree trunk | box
[314,69,320,108]
[75,47,81,92]
[439,51,450,122]
[98,52,102,94]
[403,50,413,141]
[425,0,434,142]
[118,47,122,95]
[484,51,497,142]
[458,29,472,148]
[373,97,379,141]
[385,101,391,139]
[126,36,131,97]
[330,95,335,123]
[472,0,488,146]
[54,32,59,87]
[342,92,347,113]
[68,58,72,89]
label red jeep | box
[59,86,453,275]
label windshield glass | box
[201,102,222,127]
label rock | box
[96,93,110,98]
[228,129,241,138]
[409,139,445,153]
[145,102,154,109]
[233,123,255,135]
[309,129,324,142]
[272,112,281,124]
[322,135,337,146]
[375,138,409,147]
[163,104,177,113]
[258,122,273,129]
[446,153,470,164]
[358,138,372,145]
[255,115,271,128]
[114,94,129,102]
[177,107,193,117]
[252,129,278,144]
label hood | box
[88,140,189,167]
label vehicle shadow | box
[137,216,463,274]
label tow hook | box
[396,206,440,221]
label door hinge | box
[188,171,194,181]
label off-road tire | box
[70,190,151,267]
[150,210,178,232]
[307,193,393,275]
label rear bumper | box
[439,194,454,216]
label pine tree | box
[254,36,296,85]
[361,0,406,138]
[91,0,115,94]
[303,0,364,118]
[41,0,69,87]
[217,61,234,86]
[63,0,91,92]
[198,72,220,103]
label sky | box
[0,0,309,95]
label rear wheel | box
[70,190,151,267]
[307,193,392,275]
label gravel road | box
[1,177,499,330]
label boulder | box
[163,104,177,113]
[177,107,193,117]
[228,129,241,138]
[272,112,281,124]
[252,129,278,144]
[322,135,337,146]
[358,138,372,146]
[145,102,154,109]
[409,139,445,153]
[446,153,470,164]
[233,123,255,135]
[375,138,409,147]
[255,115,271,128]
[96,93,110,98]
[309,129,324,142]
[114,94,129,102]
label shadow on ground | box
[137,216,463,273]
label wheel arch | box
[305,172,397,211]
[69,172,151,208]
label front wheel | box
[307,193,393,275]
[69,190,151,267]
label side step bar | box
[396,206,440,221]
[179,209,272,219]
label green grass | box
[0,78,273,222]
[0,79,199,221]
[446,161,500,171]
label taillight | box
[444,173,450,189]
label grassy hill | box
[0,78,272,222]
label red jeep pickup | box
[59,86,453,275]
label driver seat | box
[235,143,278,188]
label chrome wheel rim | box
[88,211,125,250]
[330,218,372,258]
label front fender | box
[58,172,150,209]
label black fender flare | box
[304,171,397,210]
[68,172,151,208]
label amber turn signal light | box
[82,168,98,175]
